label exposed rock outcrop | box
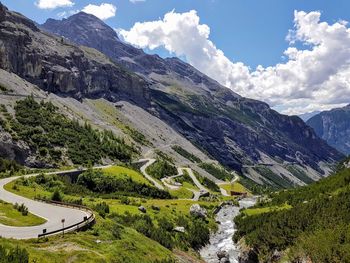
[189,204,207,219]
[0,3,150,106]
[307,104,350,154]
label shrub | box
[51,189,63,202]
[0,245,29,263]
[94,202,110,218]
[13,203,28,216]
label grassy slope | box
[3,173,223,262]
[242,203,292,217]
[220,182,248,195]
[3,181,175,262]
[169,188,194,199]
[102,165,152,185]
[0,201,46,227]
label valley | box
[0,1,348,263]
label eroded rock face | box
[307,105,350,155]
[0,3,150,106]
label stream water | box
[200,197,257,263]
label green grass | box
[171,146,201,163]
[88,99,150,145]
[2,180,176,262]
[0,222,174,263]
[220,182,248,195]
[5,180,51,200]
[169,188,194,199]
[0,200,46,226]
[254,166,294,189]
[102,165,152,185]
[3,175,223,262]
[242,203,292,217]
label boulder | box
[173,226,185,233]
[138,206,146,213]
[217,250,229,259]
[189,204,207,219]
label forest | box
[234,163,350,262]
[1,97,135,166]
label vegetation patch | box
[220,182,248,195]
[241,203,292,217]
[0,200,46,227]
[199,163,234,181]
[146,158,177,180]
[171,146,201,163]
[253,166,294,189]
[0,158,23,177]
[102,165,152,186]
[195,173,220,192]
[234,166,350,262]
[3,97,136,166]
[169,188,193,199]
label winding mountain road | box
[0,166,110,239]
[138,159,165,190]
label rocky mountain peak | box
[43,12,119,41]
[42,13,143,61]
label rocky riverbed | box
[200,197,257,263]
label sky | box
[2,0,350,115]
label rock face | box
[0,3,150,106]
[307,105,350,155]
[189,204,207,218]
[0,3,344,183]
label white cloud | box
[35,0,74,9]
[120,10,350,115]
[57,9,79,18]
[82,3,116,20]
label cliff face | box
[0,3,344,185]
[307,105,350,155]
[0,4,150,105]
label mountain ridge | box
[0,3,344,187]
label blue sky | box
[2,0,348,68]
[2,0,350,114]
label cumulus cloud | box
[120,10,350,115]
[35,0,74,9]
[57,9,79,18]
[82,3,116,20]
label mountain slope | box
[234,162,350,262]
[41,12,344,186]
[0,3,343,187]
[307,105,350,155]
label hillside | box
[307,105,350,155]
[233,160,350,262]
[2,4,342,189]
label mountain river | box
[200,197,257,263]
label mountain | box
[299,110,321,122]
[0,3,344,188]
[307,105,350,155]
[234,161,350,262]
